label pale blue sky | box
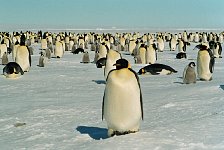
[1,0,224,29]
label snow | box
[1,29,224,150]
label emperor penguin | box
[138,44,147,64]
[81,51,90,63]
[3,62,24,78]
[183,62,196,84]
[2,52,8,65]
[146,43,157,64]
[104,49,122,79]
[38,51,47,67]
[195,44,215,81]
[12,41,20,61]
[54,40,64,58]
[41,33,48,50]
[0,41,7,58]
[128,39,136,55]
[15,34,31,72]
[169,35,178,51]
[138,63,177,75]
[98,42,109,59]
[157,36,164,52]
[102,58,143,137]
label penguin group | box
[0,29,223,137]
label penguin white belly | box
[0,44,7,58]
[197,51,211,80]
[170,40,177,51]
[104,70,141,132]
[54,41,63,58]
[146,48,156,64]
[159,69,172,75]
[16,47,30,72]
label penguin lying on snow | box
[176,52,187,59]
[71,47,84,54]
[102,58,143,137]
[138,63,177,75]
[3,62,24,78]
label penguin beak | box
[128,63,131,68]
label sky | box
[1,0,224,30]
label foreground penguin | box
[195,44,215,81]
[102,58,143,137]
[15,34,31,72]
[3,62,24,78]
[138,63,177,75]
[183,62,196,84]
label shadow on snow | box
[76,126,108,140]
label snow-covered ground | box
[0,30,224,150]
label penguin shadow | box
[76,126,108,140]
[220,85,224,90]
[173,77,184,84]
[92,80,106,84]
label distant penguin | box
[195,44,215,81]
[102,58,143,137]
[209,41,222,58]
[12,41,20,61]
[38,51,47,67]
[15,34,31,72]
[2,52,8,65]
[128,39,136,55]
[138,44,147,64]
[0,42,7,58]
[72,47,84,54]
[138,63,177,75]
[176,52,187,59]
[98,42,109,59]
[104,49,121,79]
[183,62,196,84]
[146,43,157,64]
[81,51,90,63]
[134,55,142,64]
[3,62,24,78]
[169,36,178,51]
[157,36,164,52]
[45,48,51,59]
[54,41,64,58]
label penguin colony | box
[0,30,222,136]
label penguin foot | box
[108,129,138,137]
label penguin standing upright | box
[54,39,64,58]
[183,62,196,84]
[2,52,8,65]
[195,44,215,81]
[138,44,147,64]
[81,51,90,63]
[15,34,31,72]
[157,36,164,52]
[38,51,47,67]
[146,43,157,64]
[102,59,143,137]
[169,35,177,51]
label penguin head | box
[113,59,131,70]
[188,62,196,68]
[138,68,146,75]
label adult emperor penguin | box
[54,40,64,58]
[146,43,157,64]
[138,63,177,75]
[3,62,24,78]
[104,49,121,79]
[195,44,215,81]
[169,35,178,51]
[138,44,147,64]
[15,34,31,72]
[157,36,164,52]
[2,52,8,65]
[183,62,196,84]
[102,58,143,137]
